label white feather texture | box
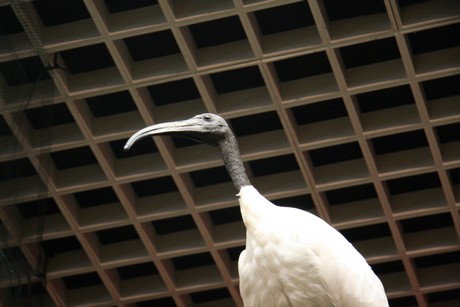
[237,186,388,307]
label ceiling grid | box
[1,0,459,306]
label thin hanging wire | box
[1,1,57,305]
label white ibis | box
[124,113,388,306]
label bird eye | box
[203,115,211,121]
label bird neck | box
[217,133,251,191]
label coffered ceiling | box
[0,0,459,306]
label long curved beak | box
[124,118,204,151]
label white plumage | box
[125,113,388,307]
[238,186,387,306]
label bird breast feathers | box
[237,186,388,306]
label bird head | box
[124,113,231,151]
